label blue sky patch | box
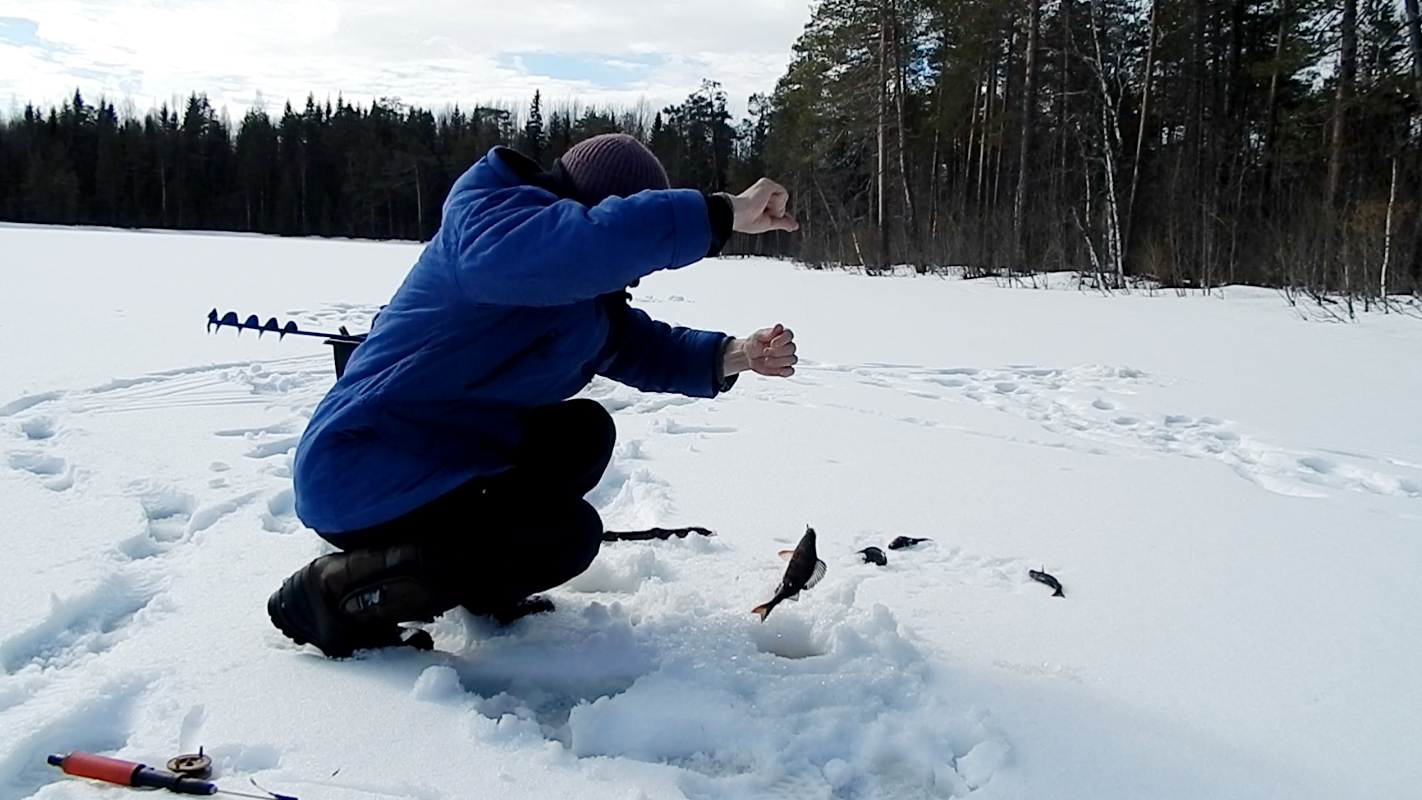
[506,52,667,90]
[0,17,41,48]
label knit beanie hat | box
[558,133,670,205]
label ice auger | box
[206,309,366,378]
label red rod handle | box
[50,752,143,784]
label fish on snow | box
[1029,568,1065,597]
[858,546,888,566]
[888,536,930,550]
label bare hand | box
[726,179,799,235]
[725,324,797,378]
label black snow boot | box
[267,543,453,658]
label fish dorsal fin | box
[778,550,794,560]
[804,559,827,591]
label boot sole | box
[268,565,432,657]
[267,565,321,649]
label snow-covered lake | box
[2,224,1419,799]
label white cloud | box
[0,0,812,119]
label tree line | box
[0,87,742,243]
[766,0,1422,303]
[2,0,1420,301]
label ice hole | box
[749,615,830,660]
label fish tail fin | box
[752,603,772,621]
[1053,588,1065,598]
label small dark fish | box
[858,547,888,566]
[887,536,930,550]
[1029,568,1065,597]
[753,526,826,621]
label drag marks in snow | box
[0,391,64,418]
[0,354,332,799]
[3,358,327,505]
[1,356,332,711]
[802,362,1422,502]
[68,358,330,415]
[2,356,326,513]
[0,571,169,675]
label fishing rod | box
[48,752,298,799]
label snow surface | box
[1,223,1420,800]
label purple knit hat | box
[559,133,669,205]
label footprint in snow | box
[187,491,264,535]
[129,482,198,542]
[6,450,75,491]
[7,451,66,476]
[261,488,300,534]
[244,436,302,459]
[18,416,59,440]
[835,362,1422,502]
[214,420,303,439]
[652,419,738,435]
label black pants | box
[320,399,614,614]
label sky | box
[0,0,814,121]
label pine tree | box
[524,90,546,164]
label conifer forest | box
[3,0,1421,301]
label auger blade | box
[204,309,358,342]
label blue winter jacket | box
[293,147,731,534]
